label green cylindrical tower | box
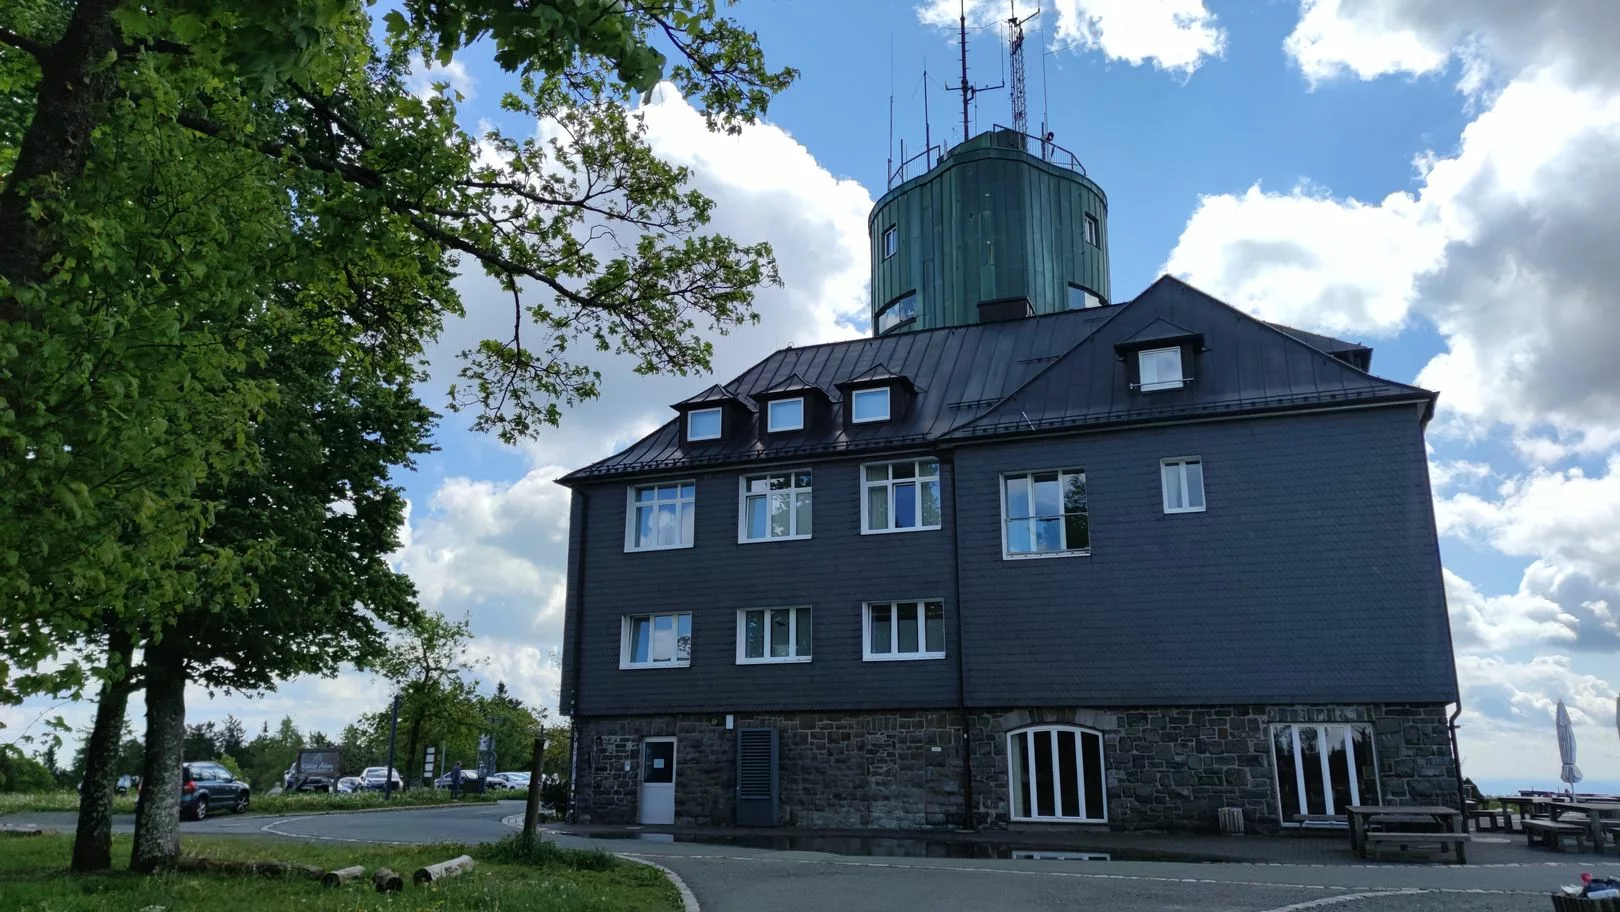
[868,128,1110,335]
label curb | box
[497,814,701,912]
[622,855,702,912]
[241,798,513,820]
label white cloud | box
[1455,654,1620,783]
[1284,0,1620,93]
[405,54,475,101]
[1163,180,1443,336]
[915,0,1225,76]
[1444,568,1578,653]
[1166,63,1620,448]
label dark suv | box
[181,761,250,820]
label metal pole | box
[521,732,546,851]
[385,694,399,799]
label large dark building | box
[556,130,1460,833]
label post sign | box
[297,749,341,777]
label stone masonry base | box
[571,703,1457,832]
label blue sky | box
[9,0,1618,793]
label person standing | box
[449,761,463,800]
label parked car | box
[181,761,250,821]
[335,776,361,793]
[283,765,336,793]
[359,766,403,791]
[485,772,530,790]
[433,769,480,790]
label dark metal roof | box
[1266,322,1371,356]
[673,383,746,409]
[559,276,1436,484]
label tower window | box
[1084,214,1099,247]
[1068,285,1102,310]
[882,225,898,259]
[877,292,917,333]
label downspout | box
[564,488,589,824]
[944,448,976,831]
[1449,702,1465,815]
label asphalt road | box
[4,804,1581,912]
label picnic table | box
[1485,795,1551,833]
[1346,805,1469,863]
[1542,800,1620,853]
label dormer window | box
[687,407,723,440]
[767,398,804,433]
[851,387,891,423]
[1138,347,1184,392]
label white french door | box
[1271,724,1379,822]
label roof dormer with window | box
[672,384,751,446]
[1113,318,1205,395]
[835,364,916,429]
[750,373,830,436]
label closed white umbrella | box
[1556,699,1581,796]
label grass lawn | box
[0,833,680,911]
[0,789,501,816]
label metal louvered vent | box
[735,728,779,826]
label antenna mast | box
[1007,1,1039,136]
[945,0,1002,144]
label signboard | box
[424,747,436,777]
[296,749,341,778]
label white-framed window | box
[1083,213,1099,246]
[626,482,696,551]
[736,606,811,663]
[1008,726,1107,822]
[687,407,722,441]
[851,387,891,423]
[877,292,917,333]
[620,612,693,669]
[1068,285,1101,310]
[862,600,945,660]
[862,458,941,533]
[1161,457,1205,513]
[1002,469,1088,557]
[1137,347,1184,392]
[882,225,898,258]
[766,398,804,433]
[1271,724,1379,823]
[739,470,812,542]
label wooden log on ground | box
[412,854,474,886]
[174,856,325,880]
[372,867,404,893]
[0,824,44,837]
[322,865,366,888]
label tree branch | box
[0,27,49,61]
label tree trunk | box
[130,641,186,873]
[0,0,125,307]
[402,705,425,792]
[70,631,135,873]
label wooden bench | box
[1363,831,1470,864]
[1466,801,1507,831]
[1523,818,1590,852]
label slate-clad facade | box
[557,273,1461,833]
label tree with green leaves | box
[373,612,483,790]
[2,0,794,874]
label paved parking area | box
[6,804,1605,911]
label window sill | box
[736,655,813,665]
[1137,381,1188,392]
[861,525,942,536]
[1009,814,1108,824]
[1003,549,1091,561]
[737,534,813,545]
[619,661,692,670]
[624,542,695,554]
[862,652,946,662]
[1163,506,1206,514]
